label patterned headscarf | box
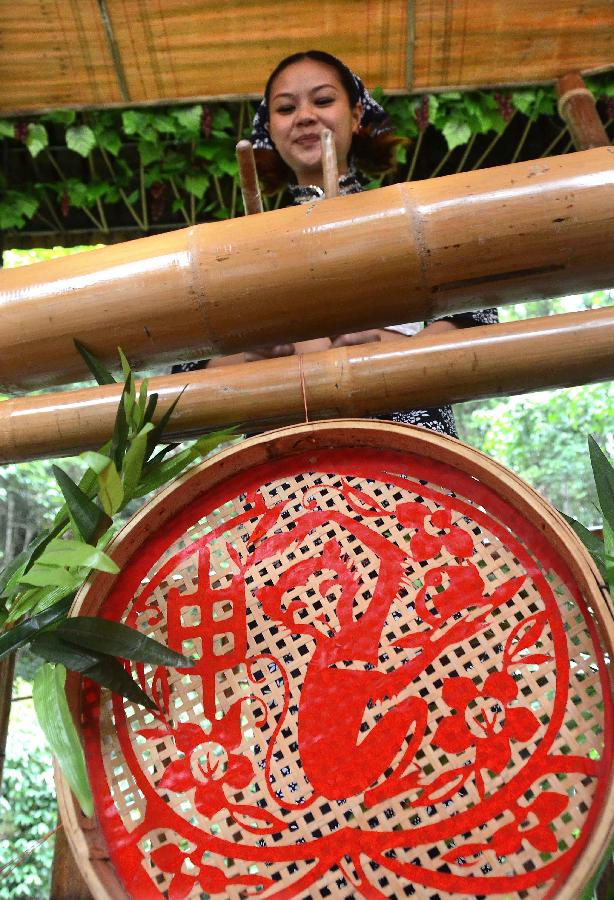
[251,55,392,151]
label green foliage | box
[0,347,233,814]
[0,685,56,899]
[1,72,612,230]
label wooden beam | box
[557,72,610,150]
[1,307,612,464]
[0,148,613,392]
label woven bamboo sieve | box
[56,420,614,900]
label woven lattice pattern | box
[80,447,612,899]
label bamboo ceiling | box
[1,0,613,115]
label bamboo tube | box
[236,140,263,215]
[1,306,613,463]
[557,73,610,150]
[1,148,613,391]
[321,129,339,198]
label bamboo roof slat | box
[0,1,611,115]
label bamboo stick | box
[557,72,610,150]
[321,129,339,198]
[236,140,263,215]
[1,306,613,463]
[0,148,613,391]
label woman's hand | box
[330,330,383,348]
[244,343,295,362]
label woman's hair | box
[254,50,407,195]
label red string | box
[298,354,310,423]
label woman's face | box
[268,58,361,187]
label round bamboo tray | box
[57,420,614,900]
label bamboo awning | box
[1,1,613,115]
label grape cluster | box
[200,106,212,140]
[60,193,70,218]
[415,96,429,132]
[14,120,28,143]
[149,181,167,222]
[494,92,514,122]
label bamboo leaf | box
[0,596,73,661]
[74,339,116,385]
[561,512,607,579]
[122,423,154,500]
[111,380,130,470]
[588,435,614,531]
[144,386,188,460]
[18,565,83,589]
[53,465,111,543]
[56,618,193,668]
[33,664,93,817]
[136,429,234,497]
[37,539,120,574]
[6,585,76,624]
[32,632,157,709]
[98,459,124,516]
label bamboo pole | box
[1,306,613,464]
[557,72,610,150]
[236,140,263,215]
[0,148,613,392]
[321,129,339,198]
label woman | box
[177,50,497,437]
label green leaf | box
[511,90,536,115]
[184,172,209,199]
[136,429,234,497]
[42,109,76,125]
[7,584,76,624]
[96,128,122,156]
[53,465,111,544]
[561,512,607,579]
[57,618,193,668]
[143,386,187,461]
[604,520,614,597]
[37,538,120,574]
[211,107,232,131]
[588,435,614,530]
[122,423,154,500]
[19,565,83,589]
[97,459,124,516]
[74,339,117,385]
[0,596,73,661]
[442,118,471,150]
[138,139,163,166]
[111,378,131,470]
[26,123,48,158]
[173,104,202,133]
[33,664,93,817]
[32,634,156,709]
[0,119,15,137]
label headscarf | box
[251,57,392,151]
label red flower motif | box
[433,672,539,796]
[397,502,474,560]
[141,721,254,819]
[491,791,568,856]
[151,843,272,900]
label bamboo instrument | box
[236,140,263,215]
[0,147,613,391]
[321,129,339,198]
[1,306,612,463]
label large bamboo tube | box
[1,306,612,463]
[0,148,613,391]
